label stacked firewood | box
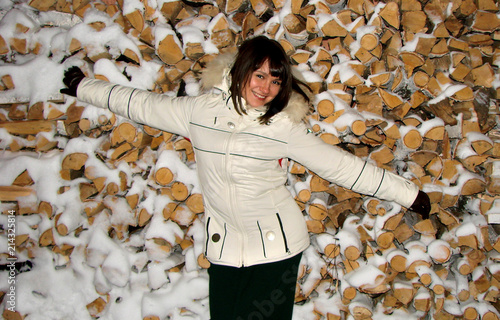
[0,0,499,319]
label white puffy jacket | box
[76,54,419,267]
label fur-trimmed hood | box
[200,52,312,124]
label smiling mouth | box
[253,92,266,100]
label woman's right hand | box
[409,190,431,220]
[60,66,85,97]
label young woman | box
[61,36,430,320]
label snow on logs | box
[0,0,499,318]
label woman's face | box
[242,60,282,109]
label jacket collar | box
[200,52,312,124]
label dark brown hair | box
[229,36,310,124]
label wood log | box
[415,265,445,295]
[413,286,432,312]
[463,304,479,320]
[39,228,55,246]
[321,17,348,37]
[472,11,500,32]
[336,229,362,261]
[0,185,34,201]
[294,179,311,204]
[472,266,491,294]
[427,239,452,264]
[378,88,403,110]
[376,230,395,249]
[348,295,373,320]
[61,152,88,171]
[84,200,106,218]
[170,181,191,202]
[4,0,500,317]
[154,167,174,186]
[379,2,400,29]
[0,120,55,135]
[26,102,44,120]
[340,280,357,301]
[186,193,204,214]
[314,233,340,259]
[165,203,195,226]
[2,310,23,320]
[13,169,34,187]
[125,9,144,32]
[250,0,272,17]
[392,279,415,304]
[308,200,328,221]
[369,145,394,166]
[157,34,184,65]
[87,296,107,317]
[197,253,210,268]
[402,127,423,150]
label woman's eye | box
[273,80,282,86]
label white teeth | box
[254,92,265,99]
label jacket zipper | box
[276,213,291,254]
[224,118,247,267]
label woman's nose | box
[260,81,270,93]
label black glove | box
[60,66,85,97]
[409,190,431,220]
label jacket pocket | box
[205,216,227,260]
[276,213,291,254]
[256,213,291,258]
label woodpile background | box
[0,0,499,319]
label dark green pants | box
[208,253,302,320]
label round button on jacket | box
[227,122,235,129]
[266,231,275,241]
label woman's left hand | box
[409,190,431,220]
[60,66,85,97]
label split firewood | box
[472,266,491,294]
[0,120,56,135]
[61,152,88,172]
[86,296,108,317]
[406,246,432,275]
[314,232,340,259]
[392,278,415,305]
[197,253,211,268]
[39,228,55,247]
[209,14,235,49]
[379,2,400,29]
[125,9,145,32]
[307,196,328,221]
[4,0,500,317]
[293,178,312,204]
[413,286,432,312]
[427,239,452,264]
[348,294,373,319]
[336,229,362,261]
[2,310,23,320]
[415,265,445,295]
[164,202,196,227]
[0,185,34,201]
[156,33,184,65]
